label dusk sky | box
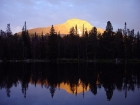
[0,0,140,34]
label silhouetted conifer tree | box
[48,25,58,60]
[21,22,31,59]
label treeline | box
[0,21,140,60]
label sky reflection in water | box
[0,63,140,105]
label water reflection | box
[0,63,140,101]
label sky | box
[0,0,140,34]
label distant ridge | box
[24,18,104,36]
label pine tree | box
[6,24,12,36]
[21,21,31,59]
[69,27,75,36]
[106,21,113,32]
[48,25,58,60]
[88,27,98,59]
[75,24,78,35]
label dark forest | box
[0,21,140,61]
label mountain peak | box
[66,18,88,23]
[26,18,104,36]
[65,18,93,28]
[64,18,94,36]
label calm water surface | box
[0,63,140,105]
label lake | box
[0,62,140,105]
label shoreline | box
[0,59,140,63]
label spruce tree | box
[48,25,58,60]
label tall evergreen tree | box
[136,31,140,58]
[106,21,113,32]
[48,25,58,60]
[75,24,78,35]
[69,27,75,36]
[114,29,123,58]
[88,27,98,59]
[101,21,115,59]
[40,31,47,59]
[21,22,31,59]
[6,24,12,36]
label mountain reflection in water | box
[0,63,140,104]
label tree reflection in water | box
[0,62,140,101]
